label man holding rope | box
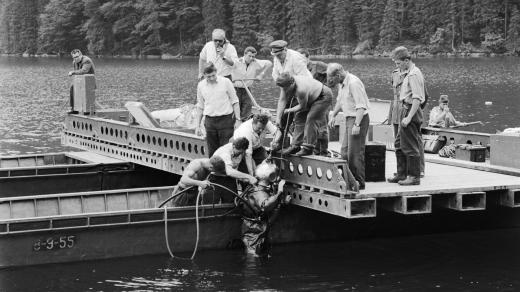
[232,46,272,121]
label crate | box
[490,134,520,168]
[365,141,386,182]
[72,74,96,114]
[455,144,486,162]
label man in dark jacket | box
[68,49,95,113]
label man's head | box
[209,155,226,175]
[269,40,288,61]
[232,137,249,156]
[212,29,226,47]
[251,113,270,135]
[326,63,347,88]
[439,94,449,109]
[275,72,295,90]
[243,46,257,64]
[391,46,412,71]
[70,49,83,62]
[203,63,217,83]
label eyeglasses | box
[441,102,449,104]
[213,39,225,43]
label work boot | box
[281,145,300,155]
[398,175,420,185]
[387,152,407,183]
[294,146,313,156]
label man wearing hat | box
[275,72,332,156]
[232,46,272,121]
[199,28,238,80]
[387,46,425,186]
[270,40,313,152]
[428,95,469,128]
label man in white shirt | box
[199,28,238,79]
[233,113,279,176]
[327,63,370,190]
[204,137,257,204]
[232,46,272,121]
[195,64,241,157]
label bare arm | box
[244,153,255,176]
[225,165,256,183]
[276,88,287,125]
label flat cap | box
[269,40,288,51]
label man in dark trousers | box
[387,46,425,186]
[68,49,95,114]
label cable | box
[158,186,196,208]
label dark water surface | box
[1,57,520,291]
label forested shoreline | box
[1,0,520,57]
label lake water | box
[1,56,520,291]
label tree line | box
[1,0,520,56]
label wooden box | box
[72,74,96,114]
[490,134,520,168]
[455,144,486,162]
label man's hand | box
[328,118,336,129]
[247,176,257,185]
[352,125,360,135]
[401,116,411,128]
[199,180,211,189]
[277,179,286,194]
[216,47,224,57]
[195,125,203,136]
[68,71,74,76]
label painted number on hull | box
[33,235,76,251]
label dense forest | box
[1,0,520,56]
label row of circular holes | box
[286,162,339,181]
[79,140,159,165]
[291,192,329,207]
[71,121,206,156]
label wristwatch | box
[222,56,227,61]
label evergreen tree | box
[83,0,113,55]
[231,0,258,53]
[256,0,286,52]
[507,4,520,52]
[201,0,228,40]
[38,0,86,54]
[379,0,401,48]
[99,0,143,55]
[285,0,314,49]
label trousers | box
[204,113,234,157]
[341,114,370,188]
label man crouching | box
[239,161,291,256]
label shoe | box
[420,171,425,178]
[67,110,79,114]
[398,176,420,186]
[387,175,406,183]
[281,145,300,155]
[294,147,313,156]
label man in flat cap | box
[199,28,238,80]
[275,72,332,156]
[269,40,313,152]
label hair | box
[209,156,226,174]
[203,63,217,74]
[244,46,257,55]
[275,72,295,88]
[391,46,411,61]
[212,28,226,40]
[297,48,310,58]
[252,113,270,125]
[70,49,82,56]
[326,63,346,77]
[232,137,249,151]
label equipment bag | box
[422,134,446,154]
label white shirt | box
[337,73,370,117]
[272,49,312,81]
[196,76,239,117]
[233,119,277,155]
[232,58,272,88]
[199,41,238,77]
[213,143,243,169]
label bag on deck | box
[422,134,446,154]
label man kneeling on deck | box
[171,156,227,206]
[239,161,291,256]
[204,137,258,204]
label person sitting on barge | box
[233,113,280,176]
[171,156,227,207]
[275,72,333,156]
[204,137,257,204]
[68,49,95,114]
[428,95,475,128]
[239,161,291,256]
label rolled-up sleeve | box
[196,84,204,110]
[225,78,239,105]
[408,74,425,103]
[350,80,369,110]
